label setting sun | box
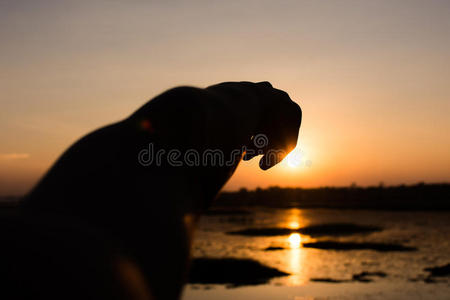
[284,148,303,168]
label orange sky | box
[1,1,449,195]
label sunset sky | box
[1,0,449,195]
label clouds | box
[0,153,30,160]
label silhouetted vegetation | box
[215,183,450,210]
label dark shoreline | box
[215,183,450,211]
[228,223,382,237]
[3,183,450,211]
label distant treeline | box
[215,183,450,211]
[1,183,449,211]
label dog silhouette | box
[17,81,301,299]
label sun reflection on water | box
[288,221,300,229]
[285,210,307,285]
[288,233,301,248]
[287,233,306,285]
[284,208,305,229]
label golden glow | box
[285,208,304,229]
[288,221,300,230]
[1,1,450,196]
[288,233,301,249]
[285,149,303,168]
[287,247,304,285]
[278,145,313,173]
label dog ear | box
[257,81,273,88]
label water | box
[183,208,450,300]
